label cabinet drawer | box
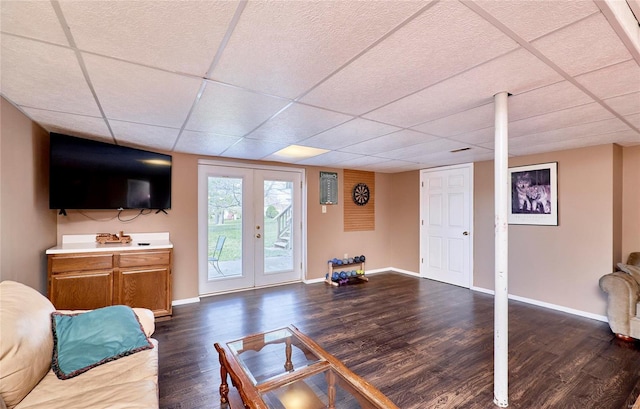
[50,253,114,273]
[119,250,171,268]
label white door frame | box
[419,163,474,288]
[197,159,306,296]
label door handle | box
[256,234,261,239]
[463,231,469,236]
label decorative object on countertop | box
[96,231,132,244]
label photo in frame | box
[508,162,558,226]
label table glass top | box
[227,328,323,386]
[260,368,382,409]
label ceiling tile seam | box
[49,0,116,144]
[232,1,441,143]
[509,129,640,150]
[13,104,104,119]
[596,0,640,65]
[171,0,248,152]
[204,0,248,79]
[285,0,441,104]
[523,9,602,43]
[0,31,70,48]
[461,0,640,135]
[170,81,209,152]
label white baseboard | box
[304,277,325,284]
[472,286,608,323]
[388,267,420,277]
[172,297,200,306]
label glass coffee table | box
[214,325,399,409]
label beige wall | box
[473,145,621,315]
[388,170,420,272]
[622,145,640,261]
[305,168,393,279]
[0,98,57,293]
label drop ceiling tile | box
[378,137,469,161]
[575,60,640,100]
[212,1,427,99]
[21,107,111,141]
[299,118,400,150]
[295,151,362,167]
[331,155,393,170]
[451,127,494,146]
[1,35,100,116]
[219,138,289,161]
[408,146,493,165]
[109,120,179,152]
[506,117,632,150]
[532,13,632,76]
[364,48,562,127]
[300,1,518,115]
[1,2,69,46]
[509,81,594,122]
[338,129,436,155]
[470,0,598,41]
[603,92,640,116]
[185,82,290,137]
[510,131,639,155]
[59,1,239,76]
[246,103,353,144]
[369,160,421,173]
[625,113,640,129]
[174,130,242,156]
[412,104,494,137]
[509,103,614,138]
[83,54,202,128]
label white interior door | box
[420,164,473,288]
[198,163,303,295]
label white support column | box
[494,91,509,408]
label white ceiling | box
[1,0,639,173]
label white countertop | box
[46,232,173,254]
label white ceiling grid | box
[0,0,638,173]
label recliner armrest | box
[599,271,640,337]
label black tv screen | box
[49,133,172,210]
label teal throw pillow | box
[51,305,153,380]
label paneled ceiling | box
[1,0,639,173]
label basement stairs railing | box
[274,205,292,249]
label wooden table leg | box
[217,347,230,406]
[326,369,336,409]
[284,336,294,372]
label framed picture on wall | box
[508,162,558,226]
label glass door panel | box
[207,176,243,280]
[263,179,293,274]
[254,170,301,287]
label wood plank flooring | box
[155,272,640,409]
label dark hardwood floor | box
[155,272,640,409]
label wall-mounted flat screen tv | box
[49,133,172,210]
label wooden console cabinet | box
[47,248,172,317]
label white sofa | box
[0,281,159,409]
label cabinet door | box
[118,267,171,317]
[50,271,113,310]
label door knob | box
[463,231,469,236]
[256,234,261,238]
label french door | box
[420,163,473,288]
[198,162,303,295]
